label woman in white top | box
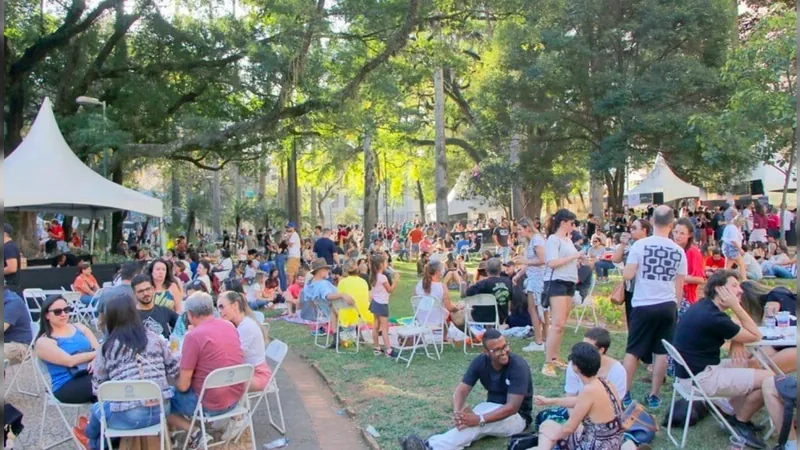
[414,261,465,337]
[217,291,271,392]
[194,260,213,293]
[214,249,234,281]
[542,209,584,378]
[721,215,746,279]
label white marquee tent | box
[4,98,163,249]
[625,154,702,205]
[750,161,796,193]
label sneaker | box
[541,362,558,377]
[645,394,661,408]
[385,349,399,359]
[400,434,429,450]
[522,341,545,352]
[72,426,89,450]
[311,328,326,337]
[730,419,767,449]
[622,392,632,408]
[188,430,214,450]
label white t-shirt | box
[237,316,266,367]
[742,253,762,279]
[564,359,627,400]
[195,274,212,293]
[722,224,743,246]
[415,280,444,301]
[287,231,301,258]
[217,258,233,281]
[626,235,687,307]
[742,208,753,231]
[525,233,547,281]
[783,210,795,231]
[544,234,579,283]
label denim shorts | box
[170,388,235,417]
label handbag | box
[507,433,538,450]
[610,282,626,305]
[621,402,658,444]
[68,362,89,378]
[540,241,560,309]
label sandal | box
[373,348,384,356]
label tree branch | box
[408,137,485,163]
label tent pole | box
[90,212,96,255]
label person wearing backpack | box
[763,375,797,450]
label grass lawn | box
[266,261,796,450]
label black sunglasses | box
[49,306,74,316]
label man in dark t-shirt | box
[312,229,338,266]
[672,270,769,449]
[132,274,179,339]
[466,258,512,324]
[401,330,532,450]
[492,219,511,262]
[4,288,33,364]
[4,223,21,289]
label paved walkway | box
[4,353,369,450]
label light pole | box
[76,96,111,254]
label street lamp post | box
[76,96,111,254]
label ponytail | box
[369,254,385,288]
[422,260,442,294]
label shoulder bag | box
[610,282,626,305]
[540,240,561,309]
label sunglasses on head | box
[49,306,74,316]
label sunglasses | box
[49,306,74,316]
[488,343,510,354]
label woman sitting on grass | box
[535,342,623,450]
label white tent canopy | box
[425,186,502,221]
[625,154,701,204]
[750,162,796,193]
[4,98,163,218]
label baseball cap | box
[285,221,296,229]
[3,223,13,234]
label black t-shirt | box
[466,276,512,324]
[672,298,740,379]
[138,306,179,339]
[613,217,627,233]
[313,237,337,265]
[765,287,796,315]
[493,227,510,247]
[586,221,597,238]
[462,353,534,426]
[4,240,21,287]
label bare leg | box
[650,354,667,397]
[748,347,797,374]
[623,353,640,392]
[380,317,391,352]
[535,420,563,450]
[372,317,381,349]
[763,376,797,441]
[527,293,543,343]
[542,310,550,342]
[736,369,772,422]
[545,296,571,362]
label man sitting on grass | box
[401,329,532,450]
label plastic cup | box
[777,311,790,329]
[728,435,746,450]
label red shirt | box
[409,229,424,244]
[683,245,705,304]
[50,225,65,241]
[180,318,245,410]
[287,283,302,299]
[337,230,349,244]
[767,214,780,230]
[705,256,725,270]
[72,234,81,247]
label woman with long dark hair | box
[193,260,212,293]
[75,294,179,449]
[35,295,99,404]
[542,209,583,378]
[147,258,183,312]
[673,218,706,316]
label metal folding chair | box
[97,380,168,450]
[462,294,499,354]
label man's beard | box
[138,297,153,306]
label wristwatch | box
[479,415,486,427]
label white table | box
[746,326,797,376]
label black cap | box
[3,223,13,234]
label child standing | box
[369,254,400,357]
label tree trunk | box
[310,187,318,226]
[416,179,426,221]
[111,165,126,248]
[509,132,523,220]
[5,81,25,158]
[433,66,449,223]
[317,199,326,226]
[187,210,196,239]
[171,165,182,229]
[257,155,267,201]
[287,138,300,230]
[278,156,287,211]
[362,131,379,237]
[212,165,221,239]
[778,146,796,244]
[62,216,74,244]
[523,182,546,221]
[604,167,625,213]
[590,170,605,225]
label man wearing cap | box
[4,223,22,290]
[465,258,513,325]
[285,222,302,285]
[302,258,356,348]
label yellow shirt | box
[336,276,374,326]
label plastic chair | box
[330,299,367,354]
[462,294,499,354]
[70,289,100,327]
[182,364,256,450]
[395,296,441,368]
[572,277,599,333]
[22,288,47,321]
[410,295,448,353]
[5,321,42,397]
[309,297,332,349]
[35,357,91,449]
[246,340,288,435]
[662,339,742,448]
[97,380,168,450]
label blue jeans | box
[275,254,287,291]
[170,388,235,418]
[594,260,615,278]
[249,300,268,310]
[80,294,94,305]
[86,403,168,450]
[763,264,793,279]
[500,246,510,262]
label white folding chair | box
[70,289,100,327]
[253,310,265,324]
[246,340,288,435]
[662,340,742,448]
[182,364,256,450]
[331,299,367,354]
[410,295,448,354]
[310,297,332,349]
[97,380,168,450]
[572,277,599,332]
[462,294,499,354]
[22,288,47,321]
[5,321,42,397]
[395,296,441,368]
[35,357,91,449]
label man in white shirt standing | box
[285,221,302,285]
[742,202,753,242]
[622,205,687,409]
